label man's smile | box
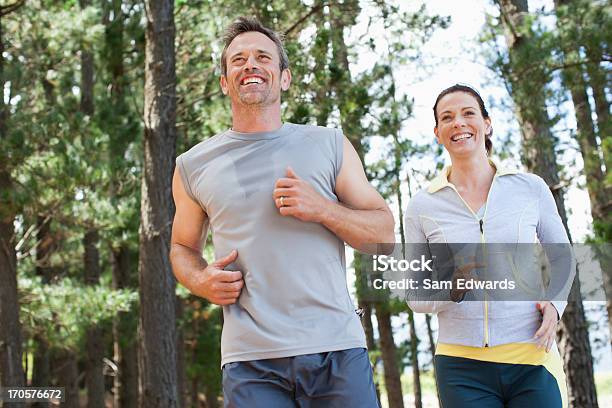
[240,75,266,86]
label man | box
[170,16,394,407]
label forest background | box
[0,0,610,407]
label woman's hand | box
[534,301,559,352]
[449,262,484,302]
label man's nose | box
[244,55,259,71]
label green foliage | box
[180,297,223,399]
[482,0,611,241]
[18,276,138,350]
[0,0,529,400]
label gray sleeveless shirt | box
[176,123,366,366]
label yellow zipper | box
[480,220,489,347]
[449,176,496,348]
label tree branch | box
[514,58,606,81]
[0,0,26,17]
[284,2,333,37]
[495,0,522,47]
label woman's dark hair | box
[433,84,493,155]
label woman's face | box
[434,92,491,159]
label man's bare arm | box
[170,168,243,305]
[272,136,395,253]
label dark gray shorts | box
[222,348,380,408]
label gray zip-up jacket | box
[404,163,575,347]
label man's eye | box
[233,57,245,63]
[259,55,270,60]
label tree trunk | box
[584,42,611,170]
[361,304,382,404]
[498,1,599,406]
[32,216,53,408]
[558,283,599,407]
[102,3,141,406]
[31,339,50,406]
[139,0,178,406]
[53,351,80,408]
[328,1,360,145]
[176,296,186,408]
[361,302,376,351]
[376,308,404,408]
[0,10,26,399]
[190,375,199,408]
[327,6,383,407]
[204,386,219,408]
[392,142,421,408]
[312,0,332,127]
[354,256,382,407]
[112,247,140,408]
[78,2,106,400]
[425,314,436,365]
[407,310,422,408]
[425,314,441,407]
[0,173,25,397]
[106,0,126,100]
[84,229,106,408]
[554,0,612,350]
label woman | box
[404,84,573,407]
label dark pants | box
[435,355,562,408]
[222,348,380,408]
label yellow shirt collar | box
[427,160,519,194]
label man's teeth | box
[242,77,263,85]
[452,133,473,141]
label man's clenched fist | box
[273,166,328,222]
[196,249,243,305]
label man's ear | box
[280,68,292,91]
[220,75,228,95]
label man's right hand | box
[198,250,244,305]
[171,168,243,305]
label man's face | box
[220,31,291,107]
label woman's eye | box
[465,111,475,115]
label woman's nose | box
[452,115,467,127]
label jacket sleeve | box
[535,176,575,318]
[404,201,456,314]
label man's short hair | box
[220,16,290,77]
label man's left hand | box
[534,301,558,352]
[273,167,328,222]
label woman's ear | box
[485,118,492,136]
